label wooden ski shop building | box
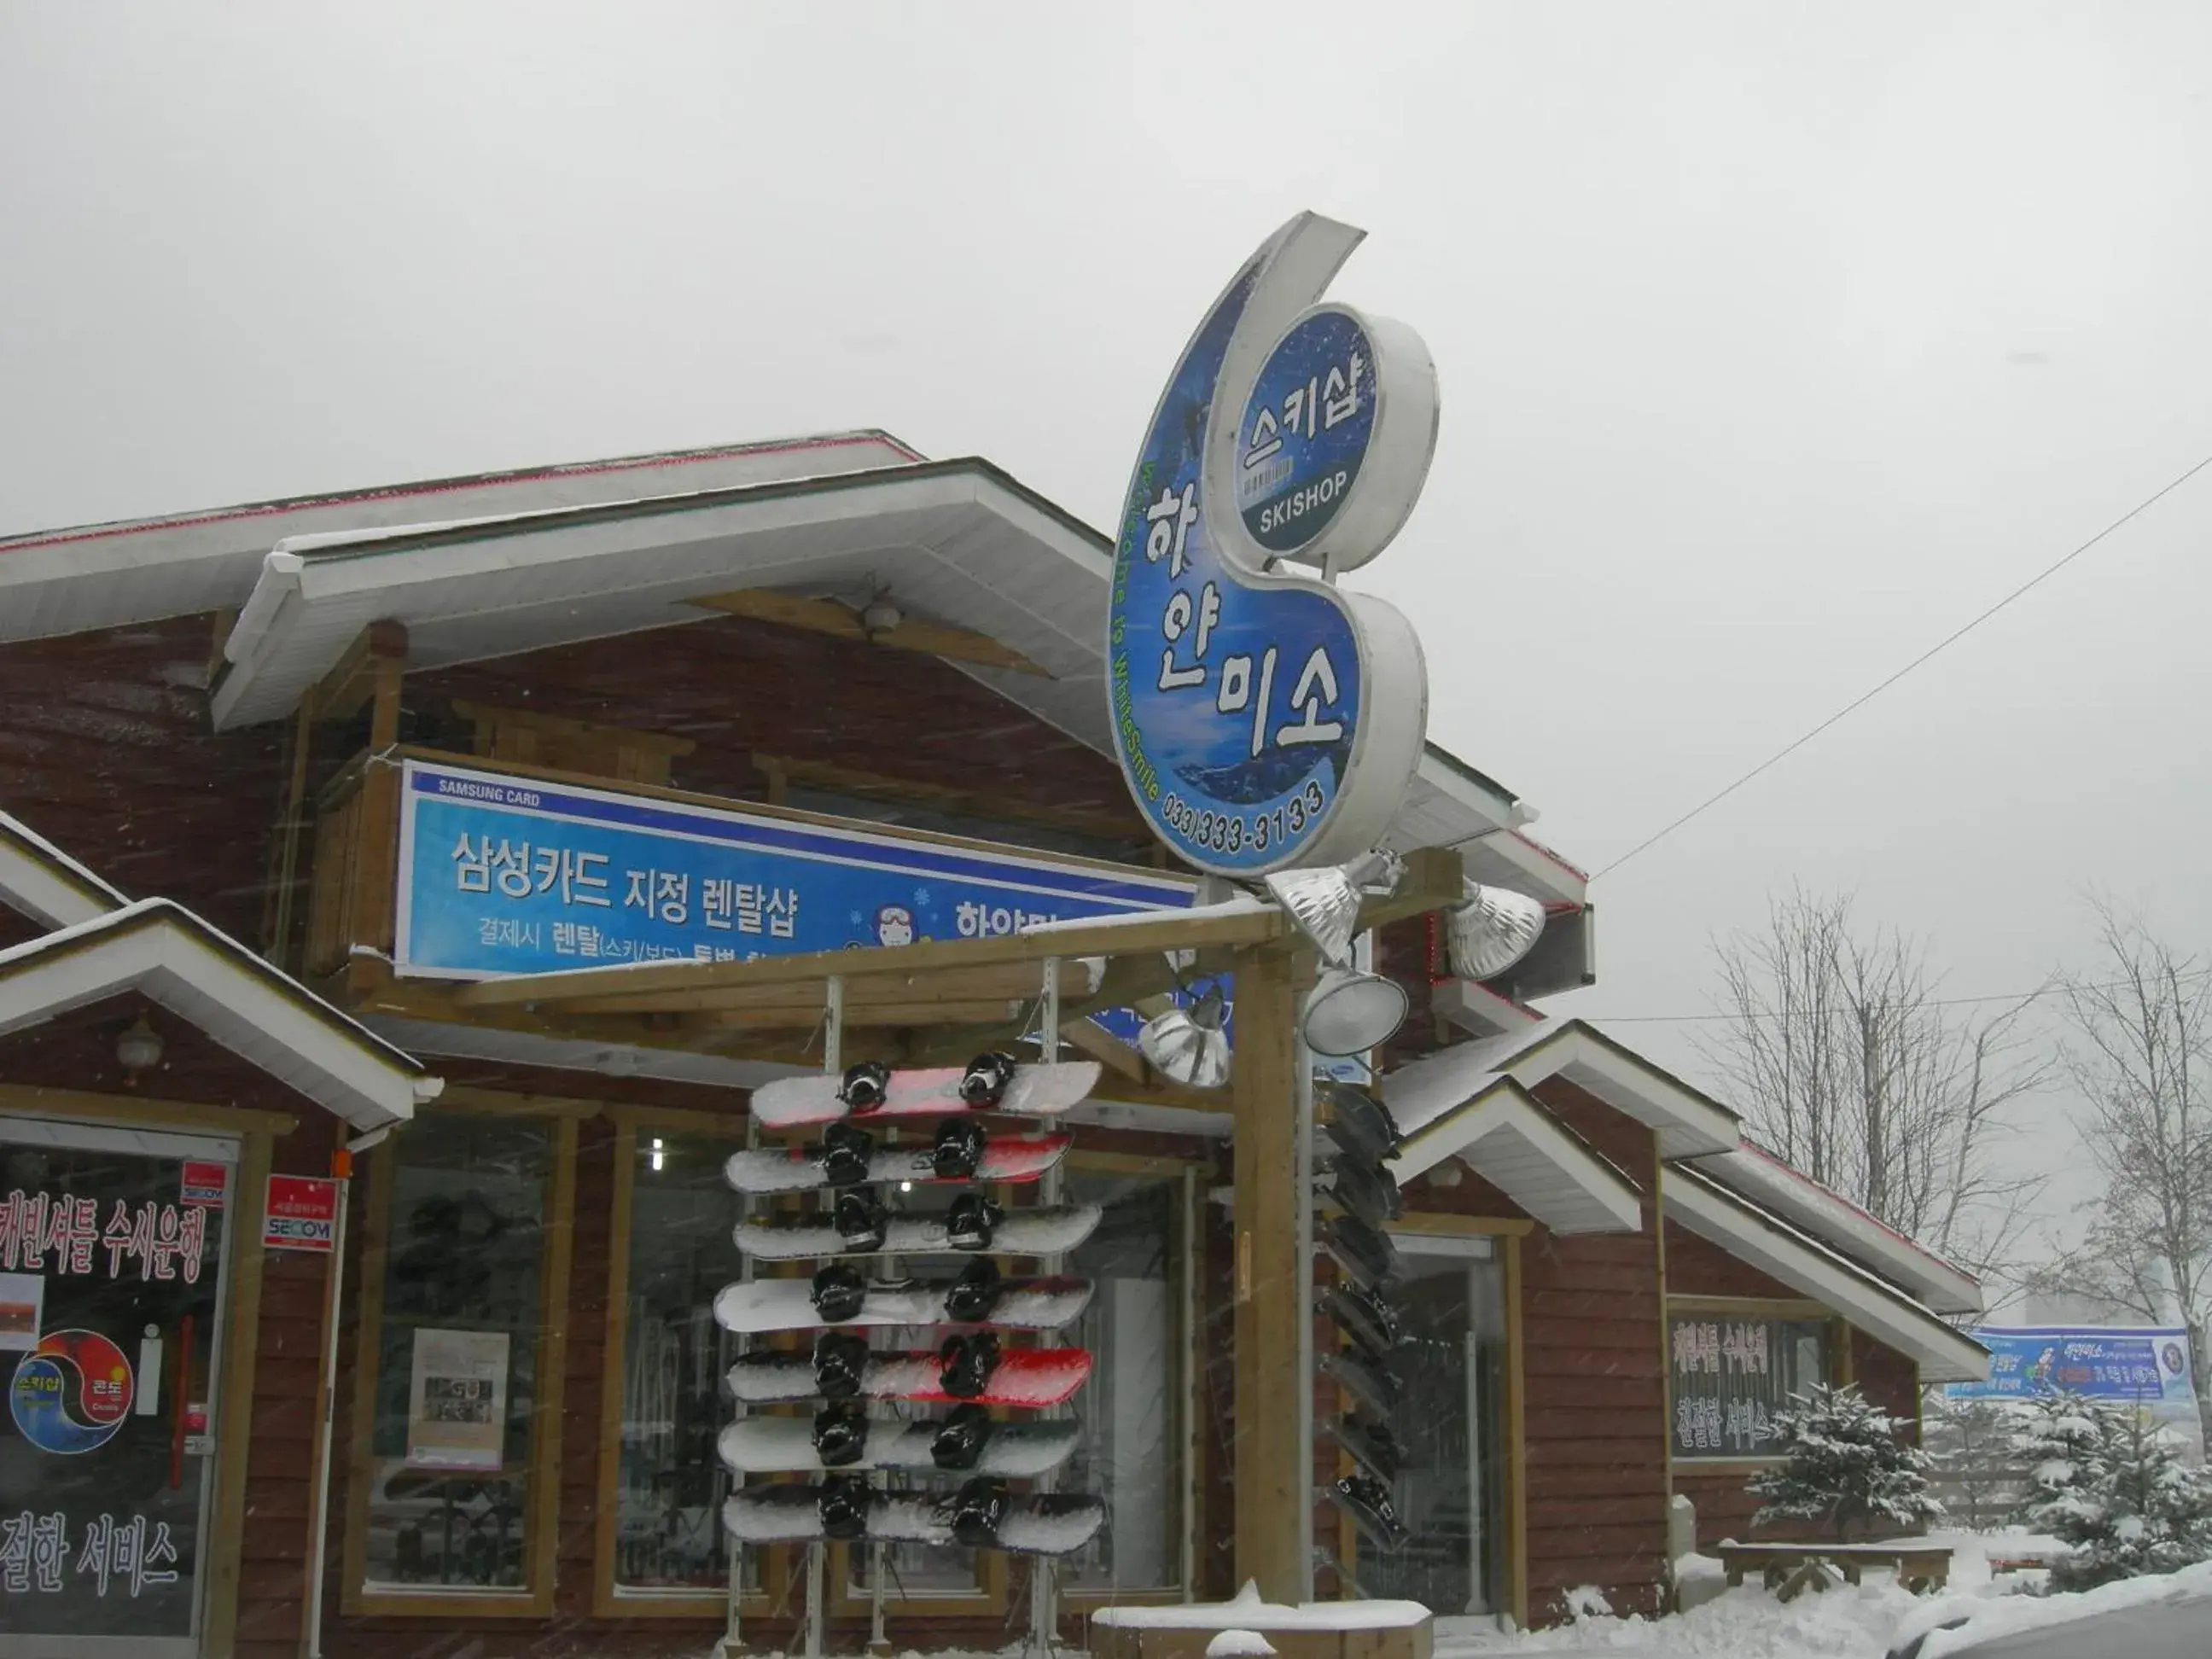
[0,433,1988,1658]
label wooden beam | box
[1231,943,1303,1602]
[454,907,1283,1010]
[683,999,1024,1033]
[552,958,1100,1018]
[690,587,1052,677]
[1353,844,1465,931]
[309,620,409,726]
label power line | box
[1592,447,2212,881]
[1590,966,2212,1026]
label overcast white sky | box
[6,4,2210,1238]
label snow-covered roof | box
[1691,1140,1984,1317]
[1390,1076,1643,1234]
[0,899,440,1132]
[0,430,922,643]
[0,811,131,929]
[1664,1163,1989,1383]
[1382,1016,1741,1159]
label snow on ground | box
[1434,1534,2061,1659]
[1898,1557,2212,1659]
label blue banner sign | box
[1946,1326,2197,1412]
[1106,215,1435,878]
[394,760,1195,979]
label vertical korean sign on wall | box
[1106,212,1438,874]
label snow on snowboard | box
[748,1054,1099,1130]
[726,1335,1091,1407]
[724,1127,1070,1196]
[736,1197,1100,1260]
[724,1478,1105,1556]
[713,1262,1092,1333]
[718,1407,1080,1477]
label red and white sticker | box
[262,1175,340,1254]
[180,1161,228,1208]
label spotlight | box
[1444,881,1547,981]
[1301,966,1408,1057]
[1138,983,1231,1088]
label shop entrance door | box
[0,1117,238,1659]
[1355,1233,1507,1615]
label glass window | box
[1061,1169,1182,1593]
[0,1124,234,1650]
[614,1126,752,1594]
[1357,1242,1505,1615]
[360,1115,550,1592]
[1667,1313,1833,1460]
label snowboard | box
[750,1058,1101,1130]
[724,1133,1071,1196]
[1321,1347,1401,1420]
[735,1204,1101,1260]
[713,1272,1094,1334]
[1326,1412,1405,1487]
[726,1345,1092,1408]
[1326,1473,1410,1551]
[724,1481,1106,1556]
[718,1413,1080,1477]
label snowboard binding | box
[945,1476,1011,1547]
[943,1258,1005,1321]
[818,1121,876,1188]
[812,1400,871,1468]
[839,1060,894,1115]
[1330,1473,1409,1551]
[944,1192,1004,1252]
[812,1330,872,1400]
[833,1190,890,1253]
[1331,1412,1406,1484]
[929,1401,995,1471]
[937,1330,1002,1399]
[818,1473,875,1541]
[958,1051,1017,1108]
[930,1116,989,1181]
[1324,1152,1405,1228]
[1324,1214,1401,1290]
[811,1263,870,1324]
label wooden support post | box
[1231,944,1306,1603]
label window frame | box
[340,1097,584,1618]
[1056,1149,1205,1613]
[592,1104,783,1621]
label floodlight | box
[1138,983,1231,1088]
[1301,965,1408,1057]
[1444,881,1547,981]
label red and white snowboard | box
[725,1347,1093,1407]
[749,1059,1101,1130]
[734,1204,1100,1261]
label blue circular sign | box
[1235,307,1378,556]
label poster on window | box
[405,1328,509,1471]
[1668,1313,1831,1460]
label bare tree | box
[1699,887,2049,1283]
[2038,902,2212,1442]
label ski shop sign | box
[1946,1326,2198,1412]
[0,1192,207,1284]
[395,760,1195,979]
[1105,212,1436,876]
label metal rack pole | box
[1029,958,1064,1653]
[803,976,845,1659]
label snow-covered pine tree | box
[2014,1391,2212,1592]
[1748,1383,1943,1542]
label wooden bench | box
[1716,1541,1953,1603]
